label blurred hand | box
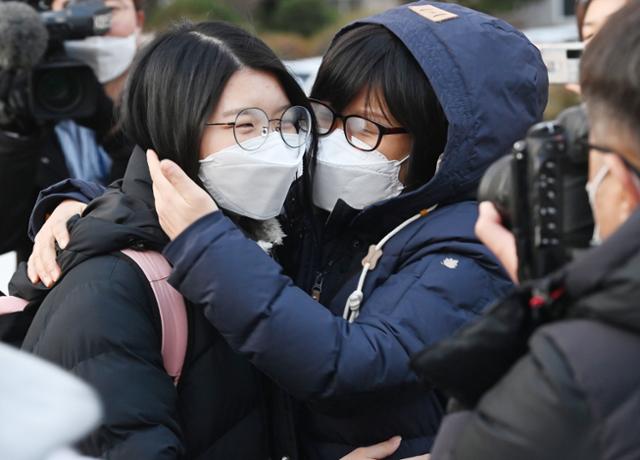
[146,149,218,240]
[339,436,430,460]
[475,201,519,283]
[565,83,581,95]
[340,437,402,460]
[27,200,87,287]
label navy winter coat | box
[163,3,548,458]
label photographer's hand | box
[475,201,519,283]
[27,200,87,287]
[339,436,430,460]
[0,69,36,135]
[147,149,219,240]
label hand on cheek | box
[147,150,219,240]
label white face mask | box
[198,132,304,220]
[64,32,137,84]
[313,129,408,212]
[585,163,610,245]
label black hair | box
[121,20,315,186]
[310,24,448,191]
[581,1,640,153]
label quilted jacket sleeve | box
[28,179,106,241]
[166,212,506,401]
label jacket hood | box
[564,209,640,335]
[331,1,548,224]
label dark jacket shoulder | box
[22,252,184,459]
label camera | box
[0,0,112,120]
[537,42,584,85]
[478,106,594,281]
[33,0,112,119]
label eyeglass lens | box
[234,106,311,151]
[310,101,380,152]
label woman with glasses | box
[27,2,548,459]
[12,22,312,459]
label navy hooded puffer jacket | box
[161,2,549,459]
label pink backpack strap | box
[0,296,29,315]
[120,249,188,386]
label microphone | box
[0,2,48,70]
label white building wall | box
[510,0,574,27]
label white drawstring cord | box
[343,204,438,323]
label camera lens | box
[477,154,513,223]
[34,68,84,115]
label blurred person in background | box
[0,0,144,262]
[565,0,629,94]
[576,0,628,42]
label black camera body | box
[478,106,594,281]
[0,0,111,120]
[31,0,112,120]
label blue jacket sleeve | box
[28,179,106,241]
[166,212,500,401]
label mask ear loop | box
[343,204,438,323]
[585,164,610,246]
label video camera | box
[0,0,112,120]
[478,106,594,281]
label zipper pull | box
[311,272,324,301]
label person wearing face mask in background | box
[7,21,315,459]
[564,0,628,94]
[576,0,628,42]
[26,2,547,458]
[0,0,144,263]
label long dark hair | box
[121,21,315,185]
[311,24,448,192]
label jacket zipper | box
[310,260,335,301]
[311,272,324,301]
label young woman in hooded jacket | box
[27,2,549,458]
[11,21,315,459]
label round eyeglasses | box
[588,143,640,179]
[205,105,312,151]
[309,99,408,152]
